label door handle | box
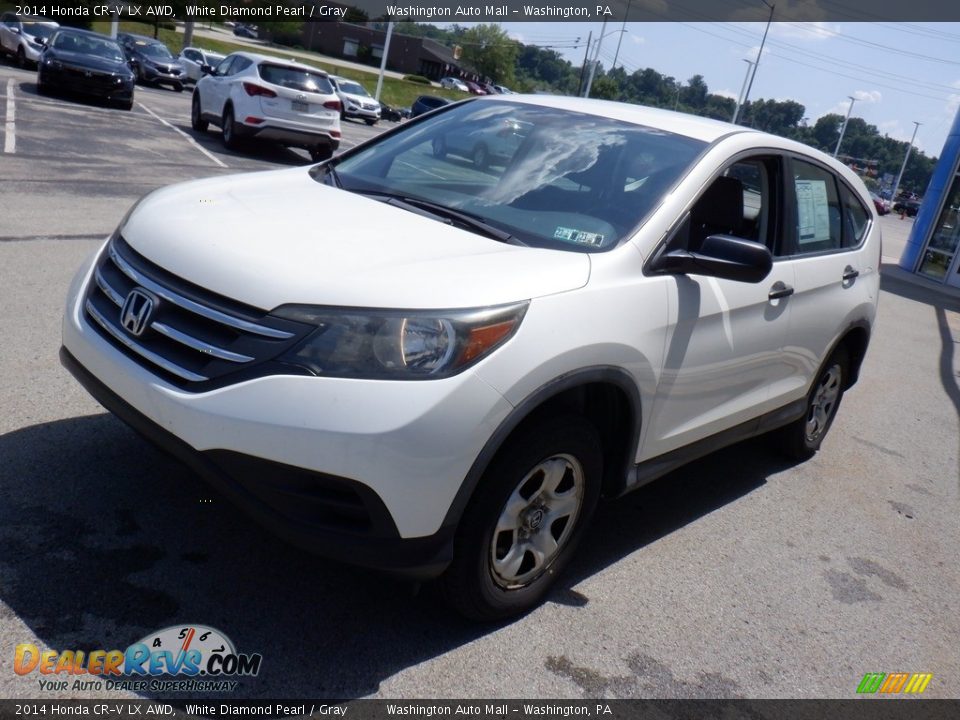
[768,282,794,300]
[842,266,860,281]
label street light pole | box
[611,0,631,70]
[731,58,755,124]
[736,0,775,126]
[833,95,857,157]
[890,121,922,205]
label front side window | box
[327,101,707,252]
[214,55,235,76]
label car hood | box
[48,50,127,73]
[121,167,591,311]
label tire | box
[441,414,602,621]
[118,99,133,111]
[173,82,183,93]
[774,346,848,460]
[364,118,377,126]
[431,137,446,158]
[472,143,489,170]
[309,145,333,163]
[16,46,26,69]
[191,93,208,132]
[221,106,240,150]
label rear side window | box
[258,64,333,94]
[839,183,870,248]
[791,159,842,254]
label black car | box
[233,24,258,39]
[893,199,921,217]
[117,33,185,91]
[36,28,135,110]
[410,94,451,118]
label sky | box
[475,21,960,158]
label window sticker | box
[796,179,831,244]
[554,226,604,246]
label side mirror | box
[200,64,213,75]
[36,36,48,46]
[653,234,772,283]
[11,27,21,35]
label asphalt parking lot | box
[1,59,959,701]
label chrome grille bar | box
[151,322,255,363]
[108,243,294,340]
[85,300,208,382]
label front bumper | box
[61,249,513,570]
[344,104,380,121]
[141,65,185,86]
[41,66,134,101]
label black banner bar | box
[1,700,959,720]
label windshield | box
[23,22,56,40]
[327,100,707,252]
[258,64,333,94]
[54,33,124,62]
[339,81,369,96]
[138,42,173,59]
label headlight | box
[274,302,528,379]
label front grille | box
[85,236,313,389]
[60,65,118,90]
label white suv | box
[0,13,57,67]
[191,51,341,161]
[330,75,381,125]
[62,96,879,619]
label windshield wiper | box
[310,160,342,188]
[353,190,524,246]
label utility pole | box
[736,0,775,125]
[375,21,394,102]
[731,58,755,124]
[611,0,631,71]
[890,121,922,205]
[833,95,857,157]
[584,19,607,98]
[577,31,592,96]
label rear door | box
[778,156,878,399]
[0,14,16,54]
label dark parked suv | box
[117,33,185,91]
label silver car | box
[330,76,381,125]
[178,46,225,84]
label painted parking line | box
[4,78,14,154]
[137,101,227,169]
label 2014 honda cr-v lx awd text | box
[62,96,880,620]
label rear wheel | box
[441,415,602,621]
[191,93,208,132]
[221,106,240,150]
[16,46,26,68]
[309,146,333,163]
[775,347,848,460]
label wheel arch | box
[441,366,642,531]
[832,319,871,389]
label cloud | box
[713,89,739,100]
[770,22,839,41]
[628,35,645,46]
[852,90,882,104]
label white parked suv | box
[0,13,57,67]
[62,96,879,619]
[330,75,381,125]
[191,51,341,161]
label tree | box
[460,24,518,84]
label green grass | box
[90,21,464,109]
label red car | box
[463,80,488,95]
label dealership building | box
[899,107,960,289]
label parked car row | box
[440,76,514,95]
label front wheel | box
[16,46,26,68]
[364,118,377,126]
[774,347,848,460]
[173,82,183,93]
[441,414,602,621]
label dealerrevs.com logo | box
[857,672,933,695]
[14,625,262,693]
